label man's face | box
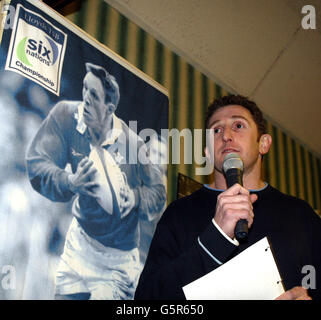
[206,105,267,174]
[82,72,109,130]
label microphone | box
[222,153,248,241]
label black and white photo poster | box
[0,0,168,300]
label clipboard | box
[183,237,285,300]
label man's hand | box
[68,157,98,197]
[214,183,258,239]
[119,184,136,218]
[275,286,312,300]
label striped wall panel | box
[66,0,321,213]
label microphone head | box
[223,152,243,174]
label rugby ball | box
[88,146,125,215]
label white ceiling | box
[105,0,321,158]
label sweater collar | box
[204,182,269,192]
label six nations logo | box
[5,4,67,95]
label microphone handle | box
[225,168,248,241]
[235,219,248,241]
[225,168,243,188]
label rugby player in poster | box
[26,62,166,300]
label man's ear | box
[204,129,215,163]
[204,146,210,159]
[106,102,116,115]
[259,134,272,155]
[204,145,215,164]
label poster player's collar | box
[74,102,123,145]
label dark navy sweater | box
[135,184,321,300]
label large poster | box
[0,0,168,299]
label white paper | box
[183,237,285,300]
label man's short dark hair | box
[85,62,120,108]
[205,94,266,137]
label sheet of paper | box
[183,237,285,300]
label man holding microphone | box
[135,94,320,300]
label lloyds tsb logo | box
[17,36,59,67]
